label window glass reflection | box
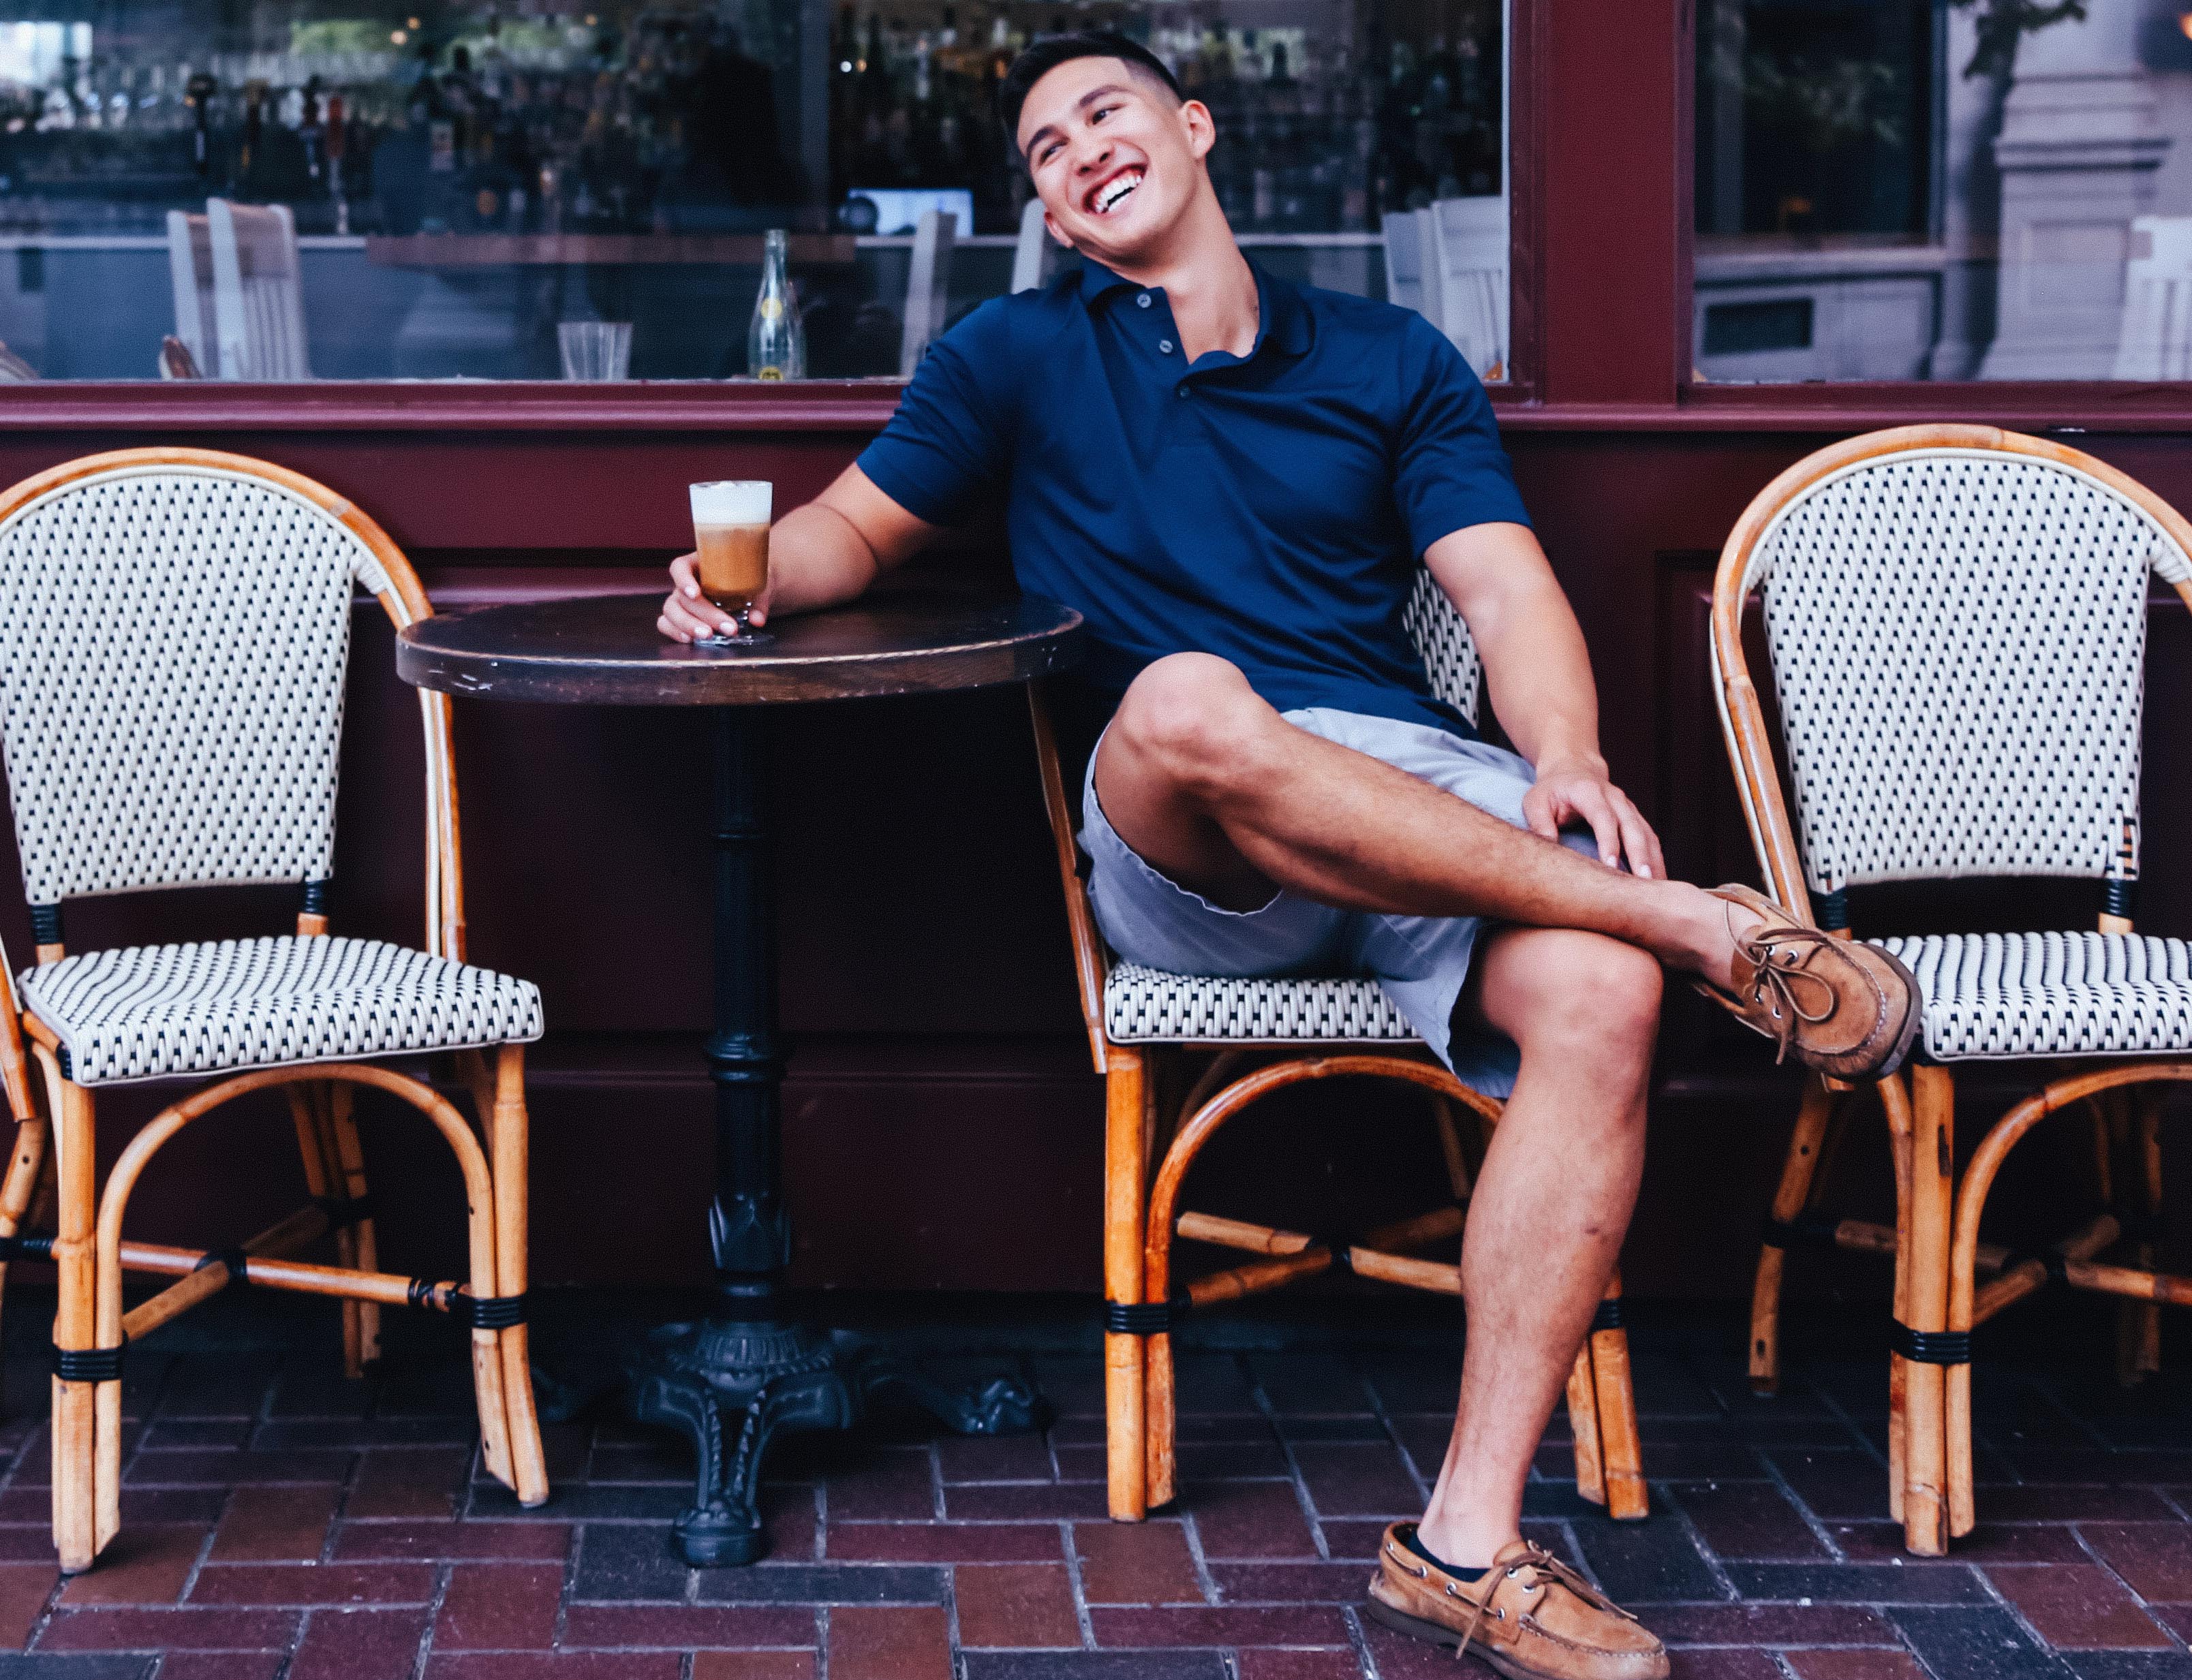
[1695,0,2192,383]
[0,1,1509,381]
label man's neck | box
[1096,193,1260,362]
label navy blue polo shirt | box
[856,258,1531,737]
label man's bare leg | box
[1417,926,1657,1566]
[1095,654,1755,984]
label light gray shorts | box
[1081,706,1601,1100]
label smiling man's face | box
[1015,55,1212,268]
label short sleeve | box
[855,301,1015,527]
[1390,320,1531,555]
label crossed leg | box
[1096,655,1725,1564]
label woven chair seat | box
[20,935,543,1086]
[1104,962,1420,1044]
[1877,931,2192,1061]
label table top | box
[396,591,1085,706]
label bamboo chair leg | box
[1103,1047,1149,1522]
[1750,1075,1840,1395]
[1879,1072,1915,1525]
[0,1109,48,1371]
[1590,1272,1647,1521]
[48,1068,96,1572]
[326,1084,383,1371]
[1431,1098,1475,1204]
[1902,1064,1954,1557]
[2122,1091,2163,1386]
[1564,1341,1607,1506]
[491,1044,548,1506]
[1141,1055,1177,1512]
[283,1085,360,1374]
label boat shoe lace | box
[1727,908,1843,1065]
[1404,1539,1639,1659]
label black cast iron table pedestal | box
[398,590,1084,1564]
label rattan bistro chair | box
[1030,570,1649,1525]
[0,448,549,1572]
[1711,424,2192,1556]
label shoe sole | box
[1362,1596,1530,1679]
[1365,1594,1671,1680]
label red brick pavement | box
[0,1303,2180,1677]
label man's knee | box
[1110,654,1273,793]
[1504,931,1663,1055]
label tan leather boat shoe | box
[1365,1525,1669,1680]
[1693,884,1920,1081]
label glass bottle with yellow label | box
[747,228,805,379]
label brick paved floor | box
[0,1291,2187,1677]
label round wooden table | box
[398,591,1085,1564]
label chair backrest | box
[1425,197,1507,381]
[2113,215,2192,382]
[1709,426,2192,922]
[1403,567,1483,728]
[898,207,958,377]
[1385,201,1507,380]
[0,342,36,382]
[1381,208,1438,328]
[0,450,461,962]
[207,200,311,380]
[165,209,217,377]
[1010,196,1053,294]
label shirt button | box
[1137,293,1152,308]
[1177,385,1190,398]
[1158,339,1174,354]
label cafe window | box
[1693,0,2192,384]
[0,0,1510,382]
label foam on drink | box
[690,480,773,617]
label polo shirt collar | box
[1076,255,1314,360]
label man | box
[660,33,1916,1679]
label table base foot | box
[627,1318,1043,1566]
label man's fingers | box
[1616,800,1659,880]
[660,592,728,642]
[669,553,703,597]
[1574,787,1624,871]
[1520,785,1562,842]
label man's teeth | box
[1095,172,1141,213]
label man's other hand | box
[1524,756,1667,880]
[658,553,771,643]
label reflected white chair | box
[166,200,310,381]
[0,448,549,1570]
[1030,568,1647,1527]
[1383,199,1507,381]
[897,207,957,377]
[1012,196,1060,294]
[2112,215,2192,382]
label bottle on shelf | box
[748,226,805,379]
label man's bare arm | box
[1425,520,1665,877]
[659,464,942,642]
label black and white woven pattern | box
[1100,572,1481,1048]
[21,935,543,1085]
[1877,931,2192,1061]
[1744,450,2180,893]
[1402,568,1483,726]
[0,465,392,904]
[1104,962,1419,1044]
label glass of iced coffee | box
[690,480,773,647]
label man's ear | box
[1180,98,1216,163]
[1042,206,1075,251]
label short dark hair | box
[996,31,1184,161]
